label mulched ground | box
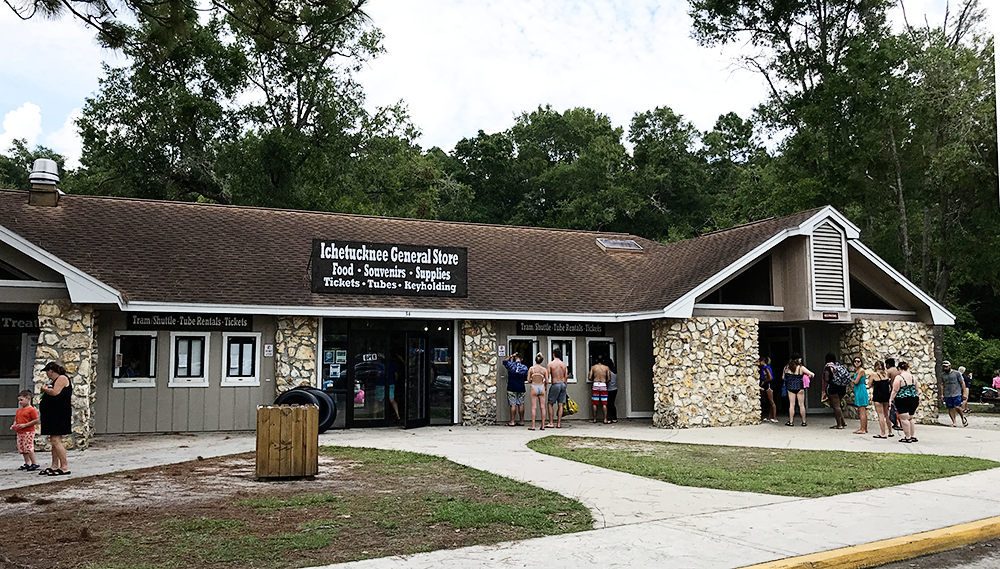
[0,449,590,569]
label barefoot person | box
[851,356,869,434]
[870,360,892,439]
[588,356,610,423]
[758,357,777,423]
[526,353,548,430]
[783,354,814,426]
[546,349,569,428]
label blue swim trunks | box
[944,395,963,408]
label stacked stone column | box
[652,317,760,428]
[461,320,498,425]
[274,316,318,393]
[840,319,937,423]
[34,300,98,449]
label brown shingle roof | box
[0,190,822,317]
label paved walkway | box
[3,414,999,568]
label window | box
[548,337,575,382]
[222,332,260,386]
[169,332,210,387]
[507,337,538,364]
[586,338,617,382]
[113,331,157,387]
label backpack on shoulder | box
[829,362,852,387]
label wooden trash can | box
[255,404,319,479]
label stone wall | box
[652,317,760,428]
[34,300,98,449]
[275,316,318,393]
[461,320,497,425]
[840,319,937,423]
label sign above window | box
[0,313,39,331]
[311,240,468,297]
[126,313,253,332]
[517,321,606,336]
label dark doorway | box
[759,326,803,415]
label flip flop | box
[505,422,516,427]
[527,427,535,431]
[873,435,887,439]
[38,468,54,476]
[962,415,968,427]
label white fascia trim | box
[0,224,123,306]
[122,301,667,323]
[0,280,66,289]
[848,241,955,325]
[852,308,918,317]
[693,303,785,312]
[798,206,861,239]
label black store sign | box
[126,313,253,331]
[0,313,40,332]
[311,240,468,297]
[517,321,606,336]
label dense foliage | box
[3,0,997,381]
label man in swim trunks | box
[939,360,967,427]
[546,349,569,428]
[589,357,610,423]
[502,353,527,426]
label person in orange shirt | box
[10,390,40,471]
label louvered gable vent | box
[811,221,846,308]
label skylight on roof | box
[596,238,643,252]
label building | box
[0,169,952,450]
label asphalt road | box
[873,539,1000,568]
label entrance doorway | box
[759,326,803,415]
[321,319,452,429]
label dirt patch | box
[0,449,591,569]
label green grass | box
[527,436,998,498]
[234,492,343,514]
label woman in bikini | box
[527,353,548,431]
[890,360,920,443]
[870,360,892,439]
[783,353,815,427]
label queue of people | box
[502,350,618,428]
[758,353,985,444]
[9,361,72,475]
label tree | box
[0,139,66,190]
[628,106,707,238]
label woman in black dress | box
[39,362,72,476]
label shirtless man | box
[546,349,569,428]
[589,357,610,423]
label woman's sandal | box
[873,434,887,439]
[801,422,808,427]
[38,468,54,476]
[46,469,69,476]
[785,421,793,426]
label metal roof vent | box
[28,158,61,207]
[29,159,60,185]
[596,238,643,252]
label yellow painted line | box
[739,516,1000,569]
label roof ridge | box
[0,189,635,238]
[696,206,827,238]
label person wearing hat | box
[939,360,967,427]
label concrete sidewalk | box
[2,415,999,568]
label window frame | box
[169,332,211,387]
[547,337,576,383]
[112,331,157,388]
[585,337,617,383]
[221,332,261,387]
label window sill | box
[112,380,156,388]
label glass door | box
[349,332,393,426]
[404,335,429,429]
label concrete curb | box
[739,516,1000,569]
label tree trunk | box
[920,207,932,292]
[888,128,912,279]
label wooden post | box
[255,404,319,479]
